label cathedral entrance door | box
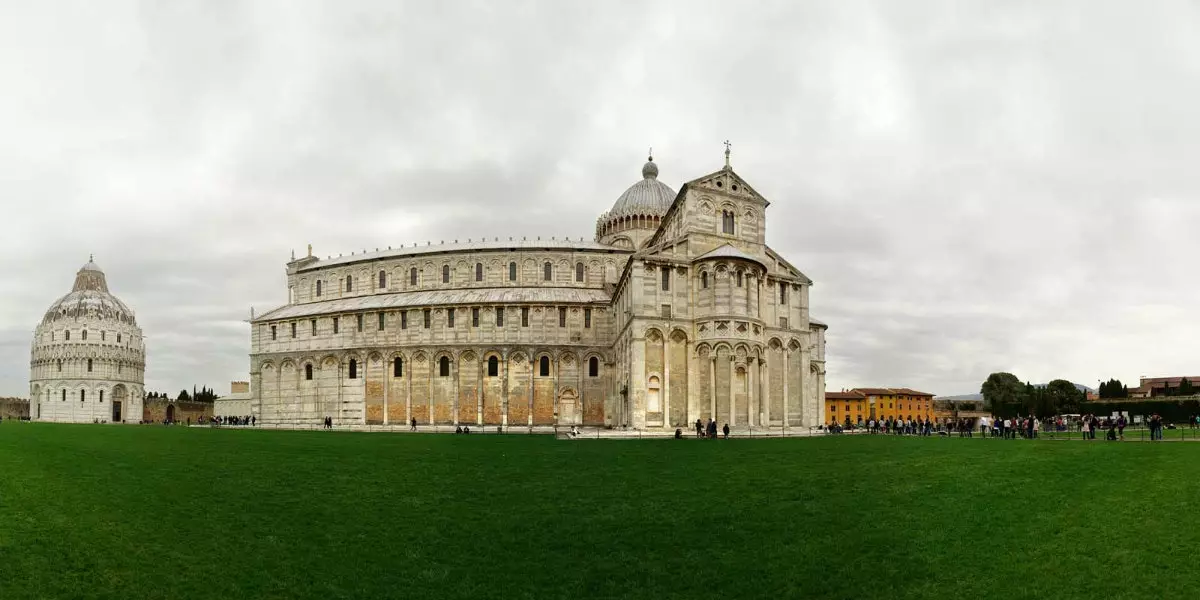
[166,405,176,423]
[112,401,122,423]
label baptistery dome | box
[596,156,678,249]
[29,258,145,423]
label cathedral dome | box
[41,259,137,325]
[609,157,677,216]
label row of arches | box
[636,326,812,429]
[257,348,611,427]
[30,382,136,423]
[596,212,662,239]
[297,256,617,303]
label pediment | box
[685,168,768,205]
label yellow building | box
[825,388,935,425]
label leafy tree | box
[177,390,191,402]
[981,372,1025,415]
[1179,378,1196,396]
[1045,379,1081,415]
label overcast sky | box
[2,0,1198,398]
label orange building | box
[825,387,936,425]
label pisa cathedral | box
[29,259,146,423]
[250,152,827,430]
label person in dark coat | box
[722,423,730,439]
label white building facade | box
[249,155,826,430]
[30,259,146,423]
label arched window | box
[348,359,358,379]
[82,330,87,340]
[80,389,85,402]
[737,271,743,287]
[305,364,313,380]
[439,356,450,377]
[539,356,550,377]
[56,360,62,372]
[475,262,483,282]
[316,280,322,297]
[701,272,708,288]
[87,359,93,372]
[722,210,735,234]
[393,358,403,378]
[442,264,450,283]
[543,262,552,281]
[575,262,584,282]
[62,389,66,401]
[588,357,599,377]
[487,356,499,377]
[410,267,418,286]
[65,330,70,340]
[379,270,387,289]
[99,390,103,403]
[509,262,517,281]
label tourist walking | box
[722,423,730,439]
[695,418,703,438]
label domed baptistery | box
[250,148,827,430]
[30,258,145,423]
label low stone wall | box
[0,398,29,419]
[142,398,212,423]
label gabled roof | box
[694,244,768,268]
[809,317,827,329]
[682,166,770,206]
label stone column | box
[783,349,790,432]
[451,356,459,426]
[747,357,756,426]
[427,357,433,425]
[502,353,509,427]
[761,357,769,425]
[709,355,716,422]
[661,344,670,428]
[552,356,560,426]
[527,355,534,427]
[383,358,389,426]
[406,356,412,425]
[728,355,736,427]
[476,354,483,426]
[686,341,696,425]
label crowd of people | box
[692,418,731,439]
[210,415,255,426]
[825,411,1183,442]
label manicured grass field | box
[1,425,1197,599]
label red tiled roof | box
[826,391,865,400]
[895,388,935,397]
[1141,376,1200,387]
[850,387,936,397]
[852,388,895,396]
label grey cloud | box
[2,1,1199,398]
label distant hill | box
[937,382,1094,402]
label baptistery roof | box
[608,157,677,217]
[40,259,137,326]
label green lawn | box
[1,425,1197,599]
